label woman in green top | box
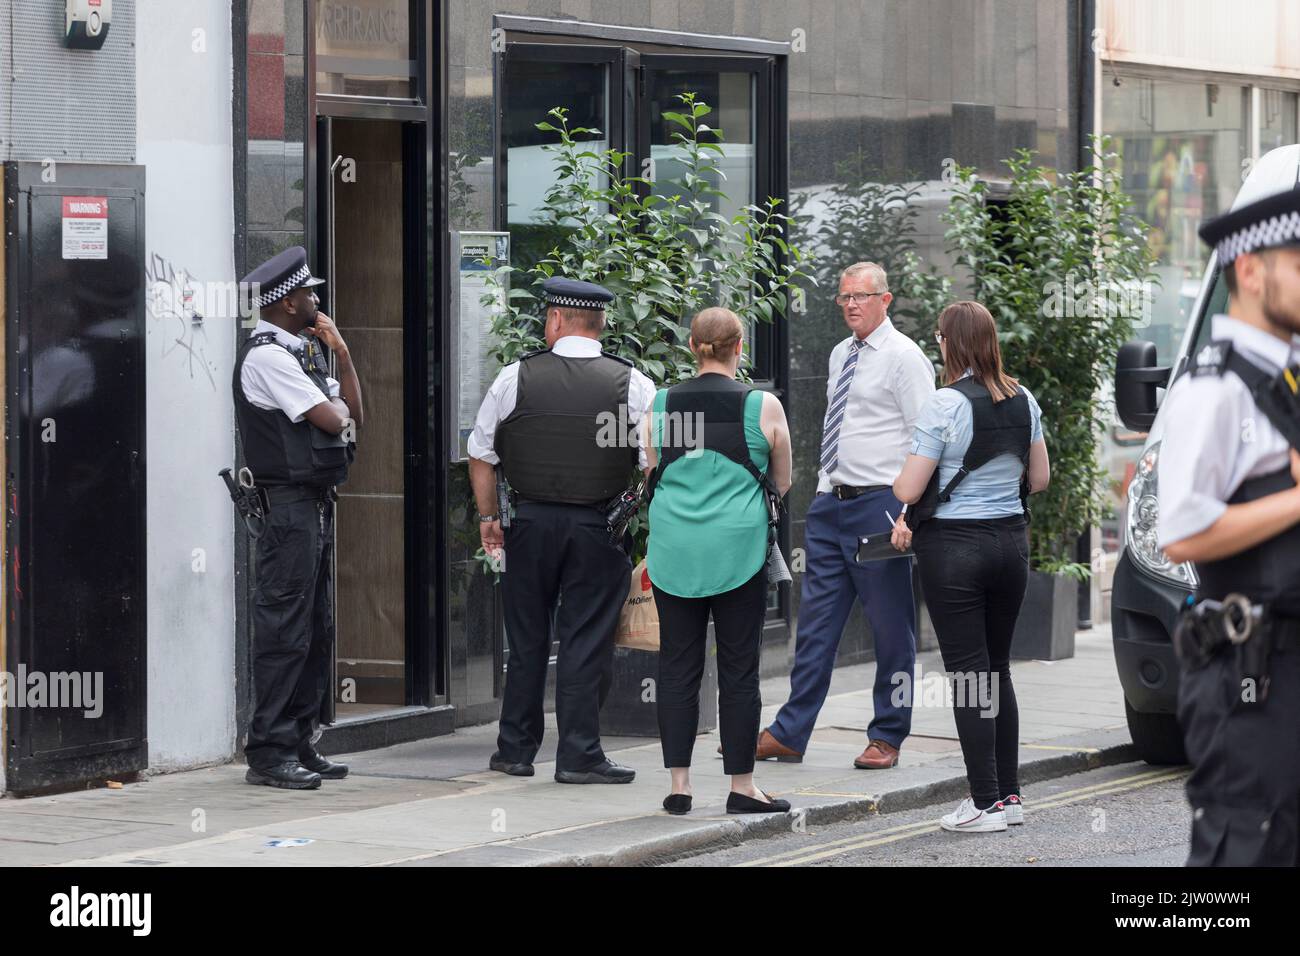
[643,308,793,816]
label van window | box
[1184,267,1230,378]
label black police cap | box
[1200,188,1300,269]
[542,277,615,312]
[242,246,326,310]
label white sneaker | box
[1002,794,1024,825]
[940,797,1007,833]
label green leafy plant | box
[792,152,952,363]
[942,136,1158,574]
[476,93,814,566]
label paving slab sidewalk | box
[0,627,1136,867]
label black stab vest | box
[233,332,351,488]
[908,377,1031,528]
[1189,341,1300,616]
[646,374,780,525]
[495,350,638,505]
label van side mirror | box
[1115,340,1170,432]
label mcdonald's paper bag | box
[615,560,660,651]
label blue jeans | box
[769,490,917,752]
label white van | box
[1112,144,1300,764]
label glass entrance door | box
[320,116,408,716]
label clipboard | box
[856,533,913,563]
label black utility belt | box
[1174,595,1300,699]
[828,484,891,500]
[264,484,337,507]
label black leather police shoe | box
[488,753,535,776]
[299,745,349,780]
[554,759,636,784]
[245,762,322,790]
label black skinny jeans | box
[913,516,1029,808]
[652,568,768,776]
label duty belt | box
[1174,594,1300,702]
[265,484,336,507]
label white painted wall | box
[135,1,236,770]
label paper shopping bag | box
[615,560,660,651]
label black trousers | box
[913,516,1028,808]
[1178,639,1300,866]
[245,495,335,770]
[497,501,630,772]
[652,569,767,776]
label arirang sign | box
[316,0,405,48]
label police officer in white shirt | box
[468,278,656,783]
[762,261,936,769]
[1157,189,1300,866]
[234,246,364,790]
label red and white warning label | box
[62,196,109,260]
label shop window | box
[1260,88,1299,154]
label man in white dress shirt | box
[762,262,935,769]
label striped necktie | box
[820,338,864,476]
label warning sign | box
[62,196,109,260]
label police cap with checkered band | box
[242,246,326,310]
[542,277,615,312]
[1200,187,1300,269]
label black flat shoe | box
[663,793,693,815]
[726,790,791,814]
[488,753,535,776]
[554,759,636,784]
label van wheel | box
[1124,699,1187,765]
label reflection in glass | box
[1260,89,1299,154]
[648,70,755,227]
[314,0,414,99]
[1100,72,1249,558]
[504,58,609,270]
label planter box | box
[1011,569,1077,661]
[598,636,719,738]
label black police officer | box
[467,278,655,783]
[235,247,365,789]
[1157,189,1300,865]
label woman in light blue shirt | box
[892,301,1051,835]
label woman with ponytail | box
[642,308,793,816]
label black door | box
[3,162,147,793]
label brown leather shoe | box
[854,739,900,769]
[755,728,803,763]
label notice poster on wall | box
[453,231,510,462]
[61,196,109,260]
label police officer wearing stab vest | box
[234,247,364,790]
[1158,189,1300,866]
[468,278,655,783]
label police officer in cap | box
[1158,188,1300,865]
[468,278,655,783]
[235,246,365,789]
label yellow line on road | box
[738,767,1188,867]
